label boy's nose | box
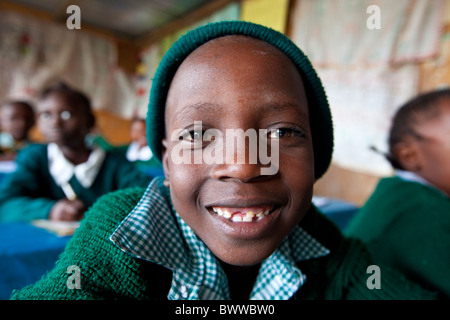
[48,115,63,127]
[211,161,264,183]
[210,141,265,182]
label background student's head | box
[37,82,95,148]
[387,88,450,195]
[130,117,147,148]
[0,100,35,142]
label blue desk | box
[0,223,71,299]
[313,196,359,230]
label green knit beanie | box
[147,20,333,179]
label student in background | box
[92,116,163,177]
[0,100,35,161]
[11,22,437,300]
[0,82,151,222]
[126,117,153,162]
[346,88,450,299]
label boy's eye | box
[268,127,305,139]
[39,112,52,121]
[179,130,202,142]
[178,128,216,145]
[38,110,72,121]
[60,110,72,120]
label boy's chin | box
[208,238,282,267]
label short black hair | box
[1,100,34,115]
[39,81,95,129]
[387,88,450,169]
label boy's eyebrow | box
[176,102,220,119]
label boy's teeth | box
[232,216,243,222]
[222,210,231,218]
[211,207,272,222]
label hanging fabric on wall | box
[316,65,420,175]
[290,0,445,176]
[291,0,444,67]
[419,32,450,92]
[0,10,136,118]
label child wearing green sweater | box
[0,82,150,222]
[11,22,438,300]
[346,88,450,299]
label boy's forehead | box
[165,35,307,118]
[184,35,292,65]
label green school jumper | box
[0,143,151,222]
[10,178,437,300]
[345,176,450,299]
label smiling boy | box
[11,21,437,300]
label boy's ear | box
[393,141,423,172]
[162,139,170,187]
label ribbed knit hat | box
[147,20,333,179]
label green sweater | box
[10,182,437,300]
[0,143,151,222]
[345,177,450,299]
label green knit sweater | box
[10,182,437,300]
[345,176,450,299]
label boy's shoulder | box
[86,186,148,225]
[16,142,47,156]
[13,143,48,166]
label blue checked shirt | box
[110,177,329,300]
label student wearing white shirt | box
[0,82,150,222]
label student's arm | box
[385,197,450,299]
[0,145,57,222]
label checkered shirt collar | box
[110,177,329,300]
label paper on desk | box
[32,219,80,236]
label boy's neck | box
[58,144,91,165]
[220,261,260,300]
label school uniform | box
[345,174,450,299]
[10,177,437,300]
[0,143,151,222]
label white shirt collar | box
[395,169,434,188]
[48,142,106,189]
[126,141,153,162]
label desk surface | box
[313,196,359,230]
[0,222,71,300]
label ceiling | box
[4,0,229,40]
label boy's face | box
[409,100,450,196]
[0,103,34,141]
[130,119,147,148]
[162,36,315,266]
[37,92,91,147]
